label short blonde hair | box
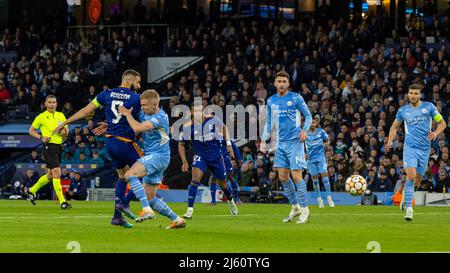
[140,89,160,102]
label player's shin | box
[114,178,128,217]
[281,179,299,206]
[188,181,201,208]
[322,176,332,197]
[122,189,136,205]
[294,179,308,208]
[149,196,178,221]
[218,180,233,201]
[210,182,217,204]
[404,179,415,209]
[312,179,321,198]
[128,176,151,211]
[52,178,65,204]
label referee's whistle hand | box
[41,137,50,143]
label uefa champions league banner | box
[0,135,41,148]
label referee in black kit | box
[26,95,72,209]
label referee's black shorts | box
[41,143,62,169]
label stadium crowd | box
[1,7,450,197]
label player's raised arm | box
[54,101,98,134]
[119,106,155,134]
[296,95,312,142]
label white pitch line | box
[1,212,450,220]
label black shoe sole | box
[26,192,36,205]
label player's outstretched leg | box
[210,182,217,205]
[281,179,301,222]
[312,177,323,208]
[322,176,334,208]
[127,176,155,221]
[404,179,415,221]
[184,181,201,219]
[294,179,310,224]
[27,173,51,205]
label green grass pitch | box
[1,200,450,253]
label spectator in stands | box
[28,150,43,163]
[95,140,110,162]
[366,169,378,191]
[61,151,73,164]
[86,135,97,150]
[74,142,91,159]
[254,166,266,187]
[75,152,89,164]
[376,171,393,192]
[64,170,87,201]
[435,169,450,193]
[240,162,255,187]
[268,171,282,191]
[62,101,76,118]
[334,173,346,192]
[0,81,11,103]
[90,150,104,167]
[13,87,31,107]
[418,176,435,192]
[22,169,38,194]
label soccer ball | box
[345,175,367,196]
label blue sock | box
[294,179,308,208]
[281,179,298,206]
[149,197,178,221]
[210,182,217,203]
[404,179,414,209]
[188,181,200,208]
[114,178,127,217]
[128,176,149,209]
[230,180,239,199]
[322,176,331,197]
[122,190,135,206]
[312,179,321,199]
